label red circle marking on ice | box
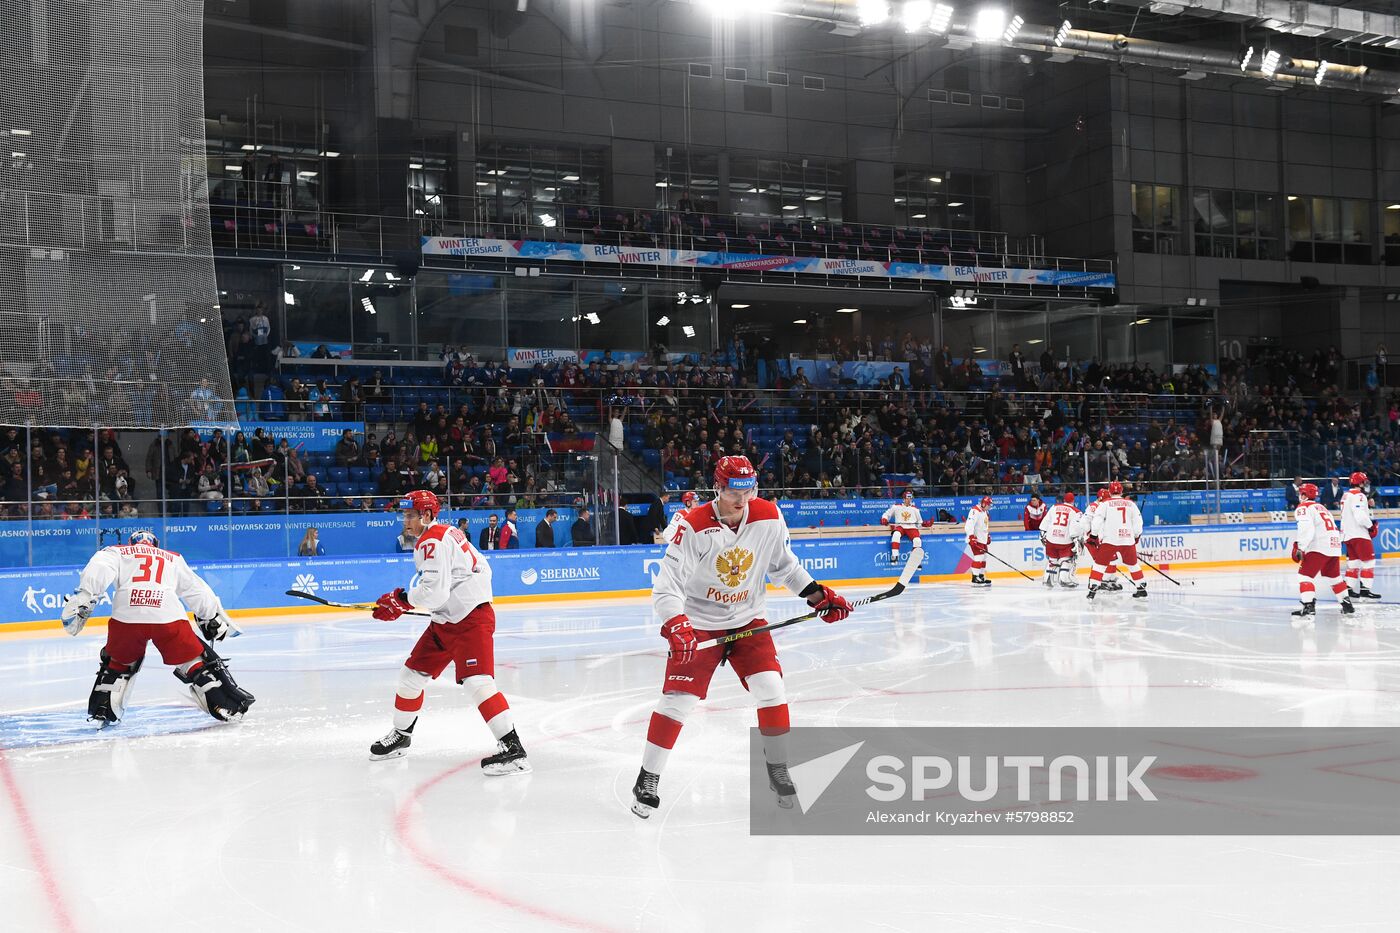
[1149,764,1259,782]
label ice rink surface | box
[4,566,1400,933]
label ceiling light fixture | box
[1240,46,1255,72]
[1055,20,1072,47]
[857,0,890,27]
[1002,14,1025,43]
[1260,50,1281,78]
[974,8,1007,42]
[929,3,953,34]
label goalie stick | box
[285,589,431,616]
[698,550,925,648]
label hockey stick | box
[698,550,925,648]
[982,547,1036,582]
[285,589,432,616]
[1135,555,1183,587]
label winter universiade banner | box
[5,520,1395,626]
[421,237,1118,290]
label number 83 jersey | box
[75,543,223,623]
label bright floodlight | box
[857,0,890,26]
[1260,49,1281,78]
[1002,14,1024,42]
[929,3,953,33]
[973,8,1006,41]
[1314,60,1329,85]
[1055,20,1072,47]
[901,0,932,32]
[1240,46,1254,72]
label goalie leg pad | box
[175,648,255,722]
[88,651,143,723]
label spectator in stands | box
[286,378,310,420]
[245,465,272,500]
[197,463,224,502]
[677,190,694,212]
[419,433,440,466]
[1008,343,1026,389]
[535,509,558,548]
[341,376,364,422]
[365,369,389,404]
[1324,475,1345,508]
[478,513,501,551]
[169,450,198,515]
[423,459,444,492]
[297,474,329,513]
[378,459,407,499]
[298,528,325,557]
[335,429,360,467]
[572,507,595,547]
[309,379,335,420]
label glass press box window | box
[1131,183,1179,254]
[893,169,994,232]
[474,142,604,229]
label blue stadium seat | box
[205,500,224,513]
[328,467,349,483]
[259,500,278,513]
[349,467,370,481]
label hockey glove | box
[967,538,988,556]
[372,588,413,622]
[196,609,240,643]
[879,517,889,526]
[1085,535,1101,549]
[807,584,852,624]
[1369,523,1379,539]
[60,590,96,636]
[1291,543,1302,563]
[660,614,697,664]
[922,518,935,528]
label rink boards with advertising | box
[2,520,1395,628]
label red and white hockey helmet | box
[903,488,915,500]
[681,490,698,507]
[1097,488,1112,501]
[714,455,758,491]
[128,530,159,547]
[1298,482,1319,502]
[398,489,440,519]
[1108,481,1123,496]
[1062,492,1076,504]
[978,495,992,509]
[1350,471,1368,487]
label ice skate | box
[1341,598,1357,620]
[1132,585,1147,599]
[1290,601,1316,629]
[767,762,796,809]
[481,728,531,775]
[370,722,413,761]
[1357,587,1382,600]
[1086,586,1098,601]
[971,575,991,588]
[631,767,660,819]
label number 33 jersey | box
[76,544,223,623]
[653,498,815,632]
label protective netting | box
[0,0,234,428]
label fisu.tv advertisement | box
[3,520,1389,627]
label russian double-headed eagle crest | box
[715,546,755,588]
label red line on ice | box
[0,746,78,933]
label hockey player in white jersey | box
[632,455,852,818]
[1290,482,1355,626]
[1086,482,1146,600]
[658,490,700,543]
[1078,487,1122,591]
[964,495,992,587]
[1339,470,1381,600]
[60,530,253,724]
[368,490,529,773]
[880,488,933,564]
[1038,492,1081,588]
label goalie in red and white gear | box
[964,496,992,587]
[880,488,933,564]
[1038,492,1082,588]
[1340,471,1381,600]
[60,530,253,724]
[1086,483,1146,601]
[1290,483,1355,626]
[368,490,529,774]
[632,455,852,819]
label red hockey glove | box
[372,588,413,621]
[1291,543,1302,564]
[879,517,889,526]
[660,614,697,664]
[1369,523,1379,539]
[922,518,934,528]
[967,537,988,556]
[807,584,852,623]
[1086,535,1101,549]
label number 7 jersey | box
[76,543,224,623]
